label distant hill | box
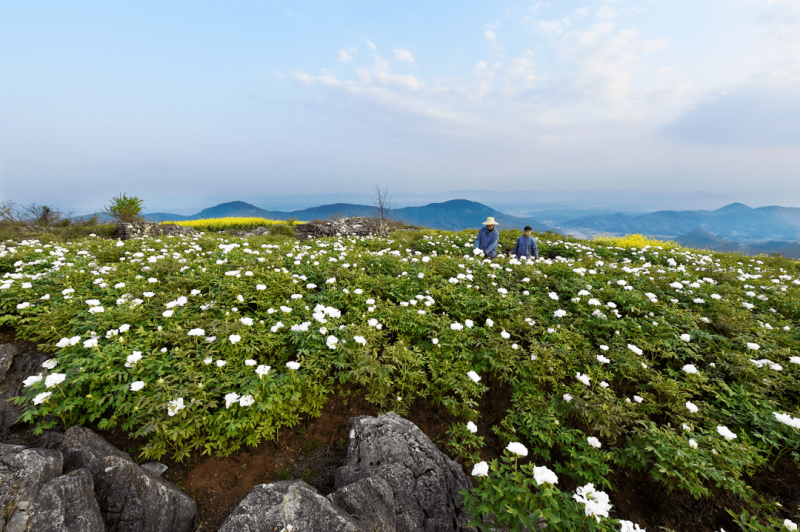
[137,199,552,233]
[672,228,800,258]
[563,203,800,241]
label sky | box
[0,0,798,214]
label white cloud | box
[348,47,358,53]
[484,30,497,41]
[596,5,618,19]
[537,20,563,34]
[529,1,550,13]
[338,50,353,62]
[394,49,415,63]
[366,40,377,49]
[475,61,488,69]
[575,7,589,16]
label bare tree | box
[22,204,72,227]
[372,185,394,222]
[0,200,21,223]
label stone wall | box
[116,222,197,240]
[295,217,388,241]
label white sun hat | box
[482,217,499,225]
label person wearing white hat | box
[474,217,500,258]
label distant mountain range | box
[561,203,800,242]
[77,199,800,258]
[141,199,552,233]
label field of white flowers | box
[1,228,798,531]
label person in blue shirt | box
[512,226,539,259]
[475,217,500,258]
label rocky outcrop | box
[59,425,135,478]
[0,343,50,434]
[330,475,396,532]
[219,480,369,532]
[94,455,196,532]
[26,468,104,532]
[220,412,474,532]
[0,425,196,532]
[0,444,63,531]
[295,217,388,241]
[336,412,474,532]
[116,222,197,241]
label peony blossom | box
[225,393,241,409]
[286,361,301,370]
[533,465,559,486]
[255,365,271,379]
[573,483,612,523]
[628,344,643,356]
[587,436,602,449]
[686,401,699,413]
[23,375,43,387]
[229,334,241,344]
[620,520,646,532]
[130,381,145,392]
[466,421,478,433]
[717,425,737,440]
[576,373,591,386]
[167,397,185,416]
[506,442,528,456]
[187,328,205,336]
[680,334,691,342]
[683,364,698,374]
[239,395,255,407]
[563,393,573,402]
[125,351,142,368]
[472,461,489,476]
[467,371,481,383]
[33,391,52,405]
[746,342,760,350]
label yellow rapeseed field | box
[161,217,302,232]
[593,233,678,250]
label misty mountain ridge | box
[562,203,800,242]
[143,199,552,233]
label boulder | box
[58,425,135,478]
[0,343,51,433]
[0,443,63,531]
[336,412,474,532]
[218,479,368,532]
[330,475,396,532]
[26,468,104,532]
[94,455,196,532]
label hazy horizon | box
[2,1,798,209]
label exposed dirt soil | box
[1,330,798,531]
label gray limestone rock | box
[336,412,474,532]
[26,468,104,532]
[58,425,134,478]
[218,480,368,532]
[0,344,17,383]
[330,475,396,532]
[0,443,63,532]
[0,343,50,433]
[94,455,196,532]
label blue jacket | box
[475,227,499,258]
[512,235,539,259]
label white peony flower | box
[533,465,559,486]
[506,442,528,456]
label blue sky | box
[1,0,798,213]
